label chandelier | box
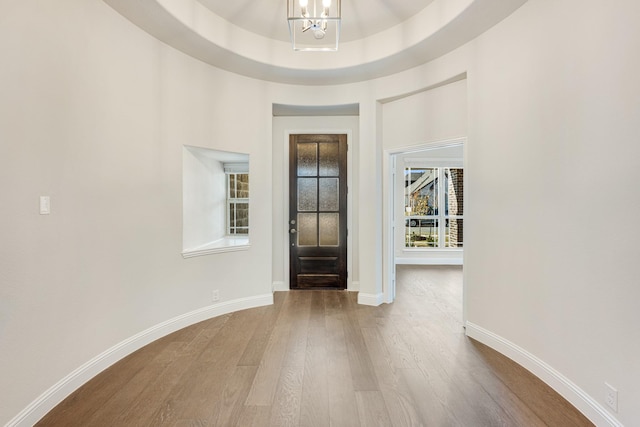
[287,0,341,51]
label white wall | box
[382,79,468,149]
[2,0,640,425]
[464,0,640,425]
[182,147,226,250]
[381,80,467,266]
[0,1,273,424]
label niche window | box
[405,167,463,248]
[226,170,249,235]
[182,146,250,258]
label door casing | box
[383,137,466,320]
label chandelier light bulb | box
[323,0,332,7]
[299,0,308,7]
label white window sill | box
[182,237,250,259]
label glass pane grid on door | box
[296,141,340,248]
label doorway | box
[384,138,465,321]
[289,134,348,289]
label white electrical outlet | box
[605,383,618,412]
[212,289,220,302]
[39,196,51,215]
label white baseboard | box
[395,257,463,265]
[465,322,622,427]
[272,281,288,292]
[273,281,359,292]
[358,292,385,306]
[7,293,274,427]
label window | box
[227,172,249,235]
[182,146,250,258]
[405,167,463,248]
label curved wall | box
[463,1,640,425]
[0,1,277,424]
[1,0,639,426]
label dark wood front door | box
[289,134,347,289]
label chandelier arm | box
[288,0,341,51]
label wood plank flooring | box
[37,266,593,426]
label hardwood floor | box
[37,266,593,426]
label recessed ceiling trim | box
[273,103,360,117]
[198,0,437,44]
[103,0,527,85]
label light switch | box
[39,196,50,215]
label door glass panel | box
[298,178,317,211]
[297,143,318,176]
[319,213,339,246]
[319,178,339,211]
[319,142,339,176]
[298,213,318,247]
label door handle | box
[290,228,297,234]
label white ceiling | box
[103,0,528,85]
[197,0,437,43]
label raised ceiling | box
[103,0,527,85]
[197,0,437,43]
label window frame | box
[226,172,250,236]
[404,166,463,249]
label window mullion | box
[233,175,238,235]
[227,174,232,235]
[439,168,445,248]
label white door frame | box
[382,138,466,316]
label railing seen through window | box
[227,173,249,235]
[405,167,463,248]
